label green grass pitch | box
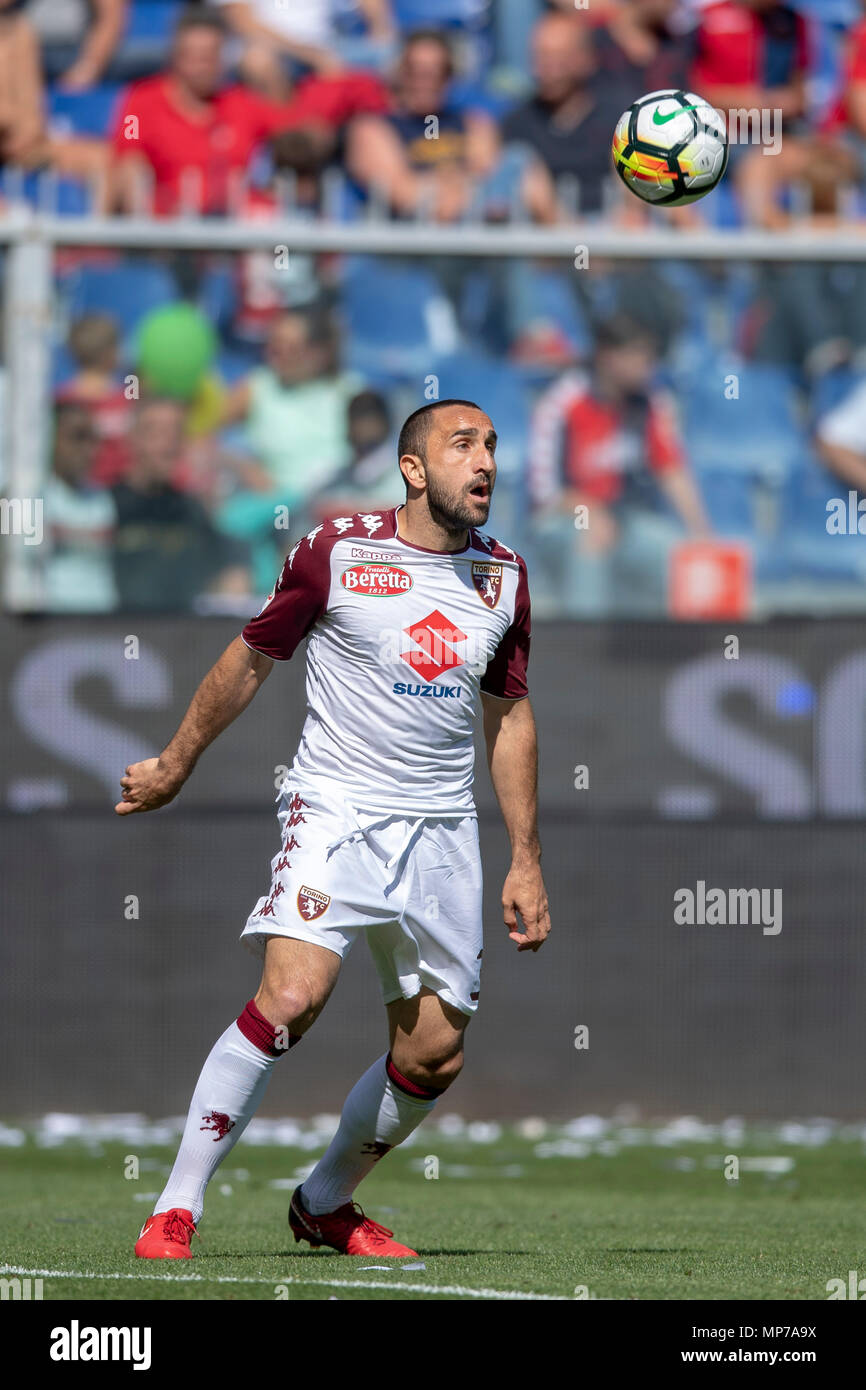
[2,1123,866,1301]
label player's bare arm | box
[482,691,550,953]
[115,637,273,814]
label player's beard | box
[425,470,492,534]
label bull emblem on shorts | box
[297,885,331,920]
[471,561,502,609]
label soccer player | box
[118,399,551,1259]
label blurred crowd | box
[3,0,866,226]
[4,0,866,616]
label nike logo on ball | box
[653,104,701,125]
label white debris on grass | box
[739,1157,796,1175]
[564,1115,608,1140]
[533,1140,591,1159]
[777,1121,836,1147]
[7,1114,863,1156]
[515,1118,547,1140]
[653,1117,718,1146]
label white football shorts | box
[241,780,484,1016]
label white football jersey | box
[241,505,531,816]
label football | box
[611,88,728,207]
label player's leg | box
[254,933,342,1035]
[290,815,479,1254]
[295,812,480,1223]
[137,938,339,1257]
[297,988,466,1219]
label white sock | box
[155,1001,294,1224]
[301,1052,441,1216]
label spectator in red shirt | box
[690,0,809,132]
[55,314,132,485]
[822,4,866,184]
[108,7,389,216]
[108,7,291,216]
[690,0,859,227]
[528,314,709,617]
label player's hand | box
[501,860,550,953]
[115,758,185,815]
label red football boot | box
[289,1185,418,1257]
[135,1208,197,1259]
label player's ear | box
[399,453,426,493]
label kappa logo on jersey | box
[400,608,467,680]
[297,885,331,920]
[341,563,413,596]
[471,560,503,609]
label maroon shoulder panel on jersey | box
[240,520,338,661]
[472,529,520,564]
[479,550,531,700]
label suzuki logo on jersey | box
[341,563,413,596]
[297,885,330,920]
[472,561,502,609]
[393,681,462,698]
[400,609,467,681]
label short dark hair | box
[595,313,656,352]
[54,400,94,430]
[68,313,119,368]
[270,126,336,174]
[272,303,337,349]
[174,6,226,40]
[402,28,455,80]
[398,398,483,464]
[349,389,389,424]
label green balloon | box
[136,304,217,399]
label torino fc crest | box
[471,561,502,609]
[297,885,331,920]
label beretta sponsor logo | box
[341,563,413,596]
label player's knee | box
[401,1046,464,1091]
[256,983,322,1034]
[432,1049,464,1089]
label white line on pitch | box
[0,1264,569,1300]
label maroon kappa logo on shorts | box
[297,885,331,921]
[471,561,502,609]
[200,1110,236,1142]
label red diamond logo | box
[400,609,467,680]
